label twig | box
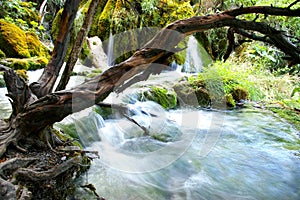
[288,0,300,9]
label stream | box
[66,100,300,200]
[0,36,299,200]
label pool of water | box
[67,103,300,200]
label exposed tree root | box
[13,156,82,182]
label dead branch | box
[56,0,100,91]
[30,0,81,98]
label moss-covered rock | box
[139,86,177,109]
[26,32,50,58]
[159,0,194,26]
[96,0,117,40]
[0,57,48,70]
[0,19,31,58]
[19,1,40,23]
[173,81,211,107]
[225,94,236,107]
[231,86,249,102]
[89,0,110,37]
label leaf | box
[291,87,300,97]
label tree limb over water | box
[0,2,299,199]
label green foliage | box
[0,0,45,37]
[269,107,300,131]
[291,87,300,98]
[0,74,5,88]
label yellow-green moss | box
[16,69,29,81]
[159,1,194,26]
[225,94,236,107]
[19,2,40,23]
[0,49,5,58]
[97,0,117,40]
[140,86,177,109]
[50,9,63,43]
[26,32,50,58]
[89,0,108,37]
[10,59,30,70]
[27,57,48,70]
[0,19,30,58]
[1,57,48,70]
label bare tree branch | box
[56,0,101,91]
[30,0,81,98]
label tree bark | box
[30,0,81,98]
[56,0,101,91]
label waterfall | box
[182,36,204,73]
[107,32,115,66]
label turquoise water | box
[67,104,300,200]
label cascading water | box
[107,32,115,66]
[62,33,300,199]
[0,30,299,200]
[68,99,300,200]
[176,36,212,73]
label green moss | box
[96,0,117,40]
[0,75,5,88]
[86,68,102,78]
[230,86,249,102]
[26,32,50,58]
[159,1,194,26]
[268,107,300,131]
[1,57,48,70]
[89,0,108,37]
[225,94,236,107]
[0,19,31,58]
[27,57,48,70]
[140,86,177,109]
[9,59,30,70]
[50,9,63,43]
[0,49,6,58]
[19,2,40,23]
[16,69,28,81]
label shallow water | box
[67,103,300,200]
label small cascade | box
[182,36,204,73]
[56,107,105,147]
[107,32,115,66]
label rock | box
[86,36,109,70]
[139,85,177,109]
[173,81,211,107]
[231,86,249,102]
[26,32,50,58]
